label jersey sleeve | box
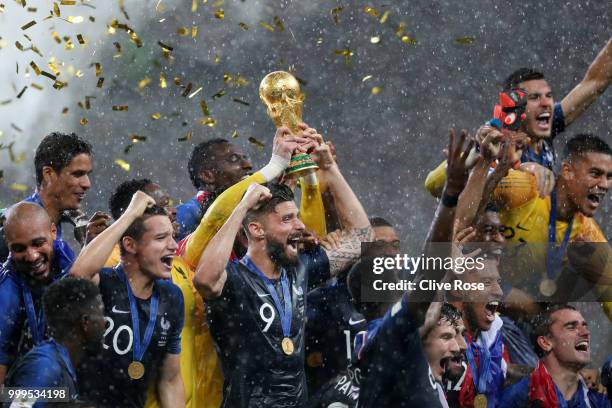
[424,160,447,198]
[165,285,185,355]
[0,277,24,366]
[550,102,566,140]
[182,172,266,268]
[7,354,63,388]
[299,180,327,238]
[492,169,538,210]
[176,199,203,241]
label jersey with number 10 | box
[206,247,329,408]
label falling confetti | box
[239,22,249,30]
[198,117,216,127]
[112,105,129,111]
[94,62,102,76]
[363,6,379,17]
[159,72,167,88]
[199,100,210,116]
[273,16,285,31]
[131,135,147,142]
[96,77,104,87]
[331,7,343,24]
[231,130,239,138]
[380,10,390,24]
[138,76,151,90]
[362,75,373,82]
[115,159,130,171]
[214,9,224,19]
[188,86,203,98]
[178,130,192,142]
[232,98,249,106]
[454,36,475,45]
[151,113,161,120]
[371,86,381,95]
[370,36,381,44]
[80,118,88,125]
[248,137,265,149]
[30,61,41,75]
[212,89,225,99]
[21,20,36,30]
[401,36,418,44]
[259,21,274,32]
[10,183,28,191]
[67,16,84,23]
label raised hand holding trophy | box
[259,71,318,177]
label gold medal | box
[281,337,294,355]
[128,361,145,380]
[474,394,488,408]
[539,278,557,297]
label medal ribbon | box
[546,190,574,280]
[116,265,159,362]
[20,282,45,344]
[241,256,292,338]
[465,333,492,396]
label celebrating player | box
[193,133,372,406]
[0,203,74,384]
[5,278,105,404]
[500,305,610,408]
[0,132,93,263]
[70,191,185,407]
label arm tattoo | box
[325,226,374,276]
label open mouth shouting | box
[535,111,551,131]
[286,233,302,256]
[586,191,605,210]
[484,301,500,323]
[160,254,174,271]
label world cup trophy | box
[259,71,318,177]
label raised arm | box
[561,37,612,126]
[157,354,185,408]
[410,129,472,325]
[182,128,307,268]
[192,184,271,299]
[308,135,373,276]
[70,191,155,284]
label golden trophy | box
[259,71,318,177]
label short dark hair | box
[441,302,462,326]
[119,205,168,255]
[503,68,545,90]
[242,183,295,234]
[34,132,92,186]
[530,303,577,358]
[108,178,153,220]
[188,138,230,189]
[43,278,101,340]
[563,134,612,161]
[369,216,393,228]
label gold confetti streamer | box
[334,49,353,56]
[85,96,94,109]
[233,98,249,106]
[80,118,88,125]
[401,36,417,44]
[119,0,129,20]
[370,36,380,44]
[21,20,36,30]
[15,41,25,51]
[454,36,475,45]
[214,9,224,19]
[10,183,28,191]
[363,6,379,17]
[159,72,167,88]
[60,0,75,4]
[248,137,265,149]
[138,76,151,90]
[158,41,172,51]
[199,100,210,116]
[52,80,67,89]
[94,62,101,76]
[31,83,43,90]
[212,89,225,99]
[273,16,284,31]
[259,21,274,31]
[16,86,27,98]
[380,10,390,23]
[75,69,83,77]
[371,86,381,95]
[173,77,182,86]
[61,107,69,114]
[362,75,373,82]
[41,70,57,80]
[64,38,74,50]
[151,113,161,120]
[178,130,192,142]
[0,4,5,13]
[51,31,61,44]
[53,3,60,17]
[191,26,198,38]
[177,27,189,36]
[131,135,146,142]
[188,86,203,98]
[67,16,83,23]
[331,7,343,24]
[115,159,130,171]
[27,6,36,12]
[191,0,197,12]
[198,117,216,127]
[127,30,142,47]
[96,77,104,87]
[231,130,239,138]
[30,61,41,75]
[182,83,193,97]
[47,60,60,75]
[113,42,122,57]
[76,34,85,45]
[239,22,249,30]
[112,105,128,111]
[395,21,406,37]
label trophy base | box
[285,153,318,178]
